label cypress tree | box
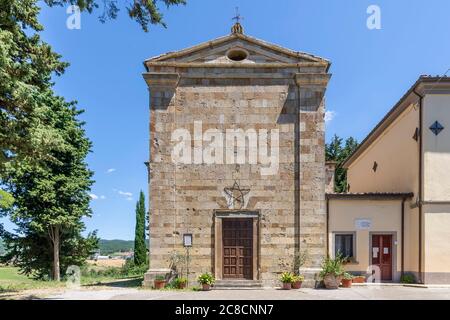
[134,191,147,266]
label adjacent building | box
[328,76,450,284]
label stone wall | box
[145,63,330,287]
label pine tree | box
[134,191,147,266]
[326,135,359,193]
[0,0,69,169]
[0,97,98,281]
[44,0,186,32]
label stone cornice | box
[143,72,179,88]
[295,73,332,86]
[144,61,328,69]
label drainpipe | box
[326,197,330,257]
[401,197,405,278]
[413,88,423,284]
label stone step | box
[213,280,263,290]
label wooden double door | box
[222,219,253,279]
[371,234,393,281]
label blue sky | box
[3,0,450,239]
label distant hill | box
[98,239,135,255]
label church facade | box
[143,23,331,287]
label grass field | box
[0,267,64,292]
[0,265,143,295]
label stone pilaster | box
[295,72,331,287]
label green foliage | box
[0,0,70,169]
[155,275,166,281]
[319,254,346,279]
[121,259,148,276]
[134,191,147,266]
[197,272,215,285]
[342,272,354,280]
[167,277,187,289]
[400,273,416,284]
[44,0,187,32]
[293,250,308,274]
[0,70,98,280]
[325,135,359,192]
[0,190,14,210]
[293,274,304,282]
[2,230,98,280]
[280,272,295,284]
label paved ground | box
[43,285,450,300]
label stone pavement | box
[44,286,450,300]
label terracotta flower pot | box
[178,282,187,289]
[323,274,342,289]
[282,282,292,290]
[341,278,352,288]
[154,280,166,289]
[352,276,366,284]
[292,281,303,289]
[202,283,211,291]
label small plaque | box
[355,218,372,230]
[183,234,192,247]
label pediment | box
[145,33,328,66]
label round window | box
[227,49,248,62]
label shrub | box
[342,272,354,280]
[121,259,148,276]
[319,254,345,279]
[280,272,295,284]
[400,273,416,284]
[197,273,215,285]
[171,277,187,289]
[293,274,305,282]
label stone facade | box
[143,27,331,287]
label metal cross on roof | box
[232,7,243,23]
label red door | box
[371,234,393,281]
[222,219,253,279]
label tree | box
[326,135,359,193]
[0,0,70,170]
[0,98,98,281]
[0,190,14,210]
[134,191,147,266]
[44,0,187,32]
[1,0,186,170]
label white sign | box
[355,218,372,230]
[372,247,379,258]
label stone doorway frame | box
[213,210,260,281]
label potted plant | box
[352,275,366,283]
[341,272,353,288]
[154,275,166,289]
[197,273,215,291]
[280,272,294,290]
[292,275,305,289]
[319,254,345,289]
[174,277,188,289]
